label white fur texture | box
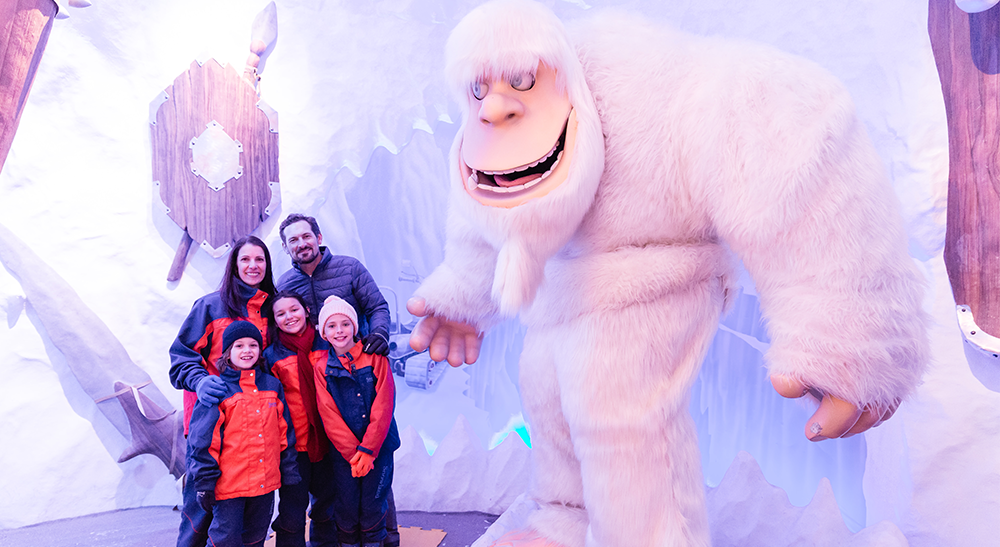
[416,1,928,545]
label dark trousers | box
[208,492,274,547]
[177,465,211,547]
[272,451,338,547]
[331,449,394,545]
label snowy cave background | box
[0,1,998,545]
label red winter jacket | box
[168,281,269,434]
[186,364,299,500]
[313,341,400,462]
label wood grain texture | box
[930,0,1000,337]
[151,60,278,252]
[0,0,57,174]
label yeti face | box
[458,64,579,210]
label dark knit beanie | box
[222,320,263,351]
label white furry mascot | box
[407,1,929,545]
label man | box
[276,213,399,547]
[277,213,390,356]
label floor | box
[0,507,498,547]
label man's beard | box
[293,247,319,265]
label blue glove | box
[196,490,215,512]
[362,332,389,356]
[195,375,226,405]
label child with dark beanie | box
[186,320,301,547]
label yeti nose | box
[478,92,523,126]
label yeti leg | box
[517,326,589,546]
[555,282,724,547]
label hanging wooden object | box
[151,54,279,280]
[929,0,1000,338]
[0,0,57,174]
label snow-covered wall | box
[1,1,997,545]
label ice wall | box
[1,1,997,545]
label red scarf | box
[278,326,329,462]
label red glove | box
[349,450,375,477]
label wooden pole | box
[0,0,58,174]
[929,0,1000,337]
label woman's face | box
[273,297,308,335]
[236,244,267,287]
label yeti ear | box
[492,239,546,316]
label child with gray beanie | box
[313,296,400,547]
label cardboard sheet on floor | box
[400,526,447,547]
[264,526,445,547]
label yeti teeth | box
[479,183,510,193]
[475,150,564,194]
[482,140,559,176]
[467,171,479,190]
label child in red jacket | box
[187,321,301,547]
[313,296,400,547]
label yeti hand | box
[771,375,898,441]
[406,296,483,366]
[350,451,375,477]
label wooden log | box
[166,230,194,282]
[929,0,1000,337]
[0,0,57,174]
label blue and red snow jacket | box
[186,363,300,500]
[169,280,269,434]
[264,332,331,462]
[313,341,400,463]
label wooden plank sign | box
[929,0,1000,337]
[151,58,279,279]
[0,0,57,174]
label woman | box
[168,235,277,547]
[263,291,338,547]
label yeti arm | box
[705,58,928,438]
[409,213,500,366]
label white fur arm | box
[706,55,928,411]
[413,212,502,333]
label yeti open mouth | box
[466,122,567,194]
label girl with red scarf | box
[263,291,337,547]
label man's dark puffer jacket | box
[277,248,390,339]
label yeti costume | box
[413,1,928,545]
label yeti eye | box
[471,81,489,100]
[509,72,535,91]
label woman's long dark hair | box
[220,235,276,319]
[263,290,314,347]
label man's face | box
[282,220,322,265]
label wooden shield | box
[0,0,57,174]
[929,0,1000,338]
[150,59,279,268]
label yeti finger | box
[806,395,863,441]
[463,331,484,364]
[427,323,453,364]
[770,374,808,399]
[406,296,429,318]
[409,314,440,352]
[448,332,467,367]
[842,407,881,437]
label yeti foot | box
[490,530,569,547]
